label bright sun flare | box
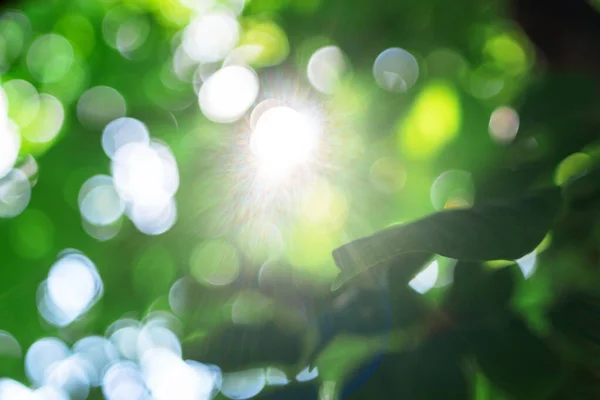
[250,106,320,179]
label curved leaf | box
[331,251,433,291]
[332,187,562,288]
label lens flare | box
[250,106,321,180]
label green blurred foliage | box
[1,0,600,398]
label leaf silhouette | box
[183,322,304,372]
[341,335,470,400]
[332,187,562,289]
[466,317,563,399]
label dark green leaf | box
[307,283,432,368]
[257,381,319,400]
[562,165,600,209]
[389,285,432,328]
[332,187,562,288]
[467,318,563,399]
[183,322,303,372]
[549,291,600,368]
[387,251,435,281]
[307,288,394,367]
[342,336,470,400]
[313,335,390,382]
[550,292,600,345]
[519,74,599,134]
[331,250,433,291]
[445,262,516,322]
